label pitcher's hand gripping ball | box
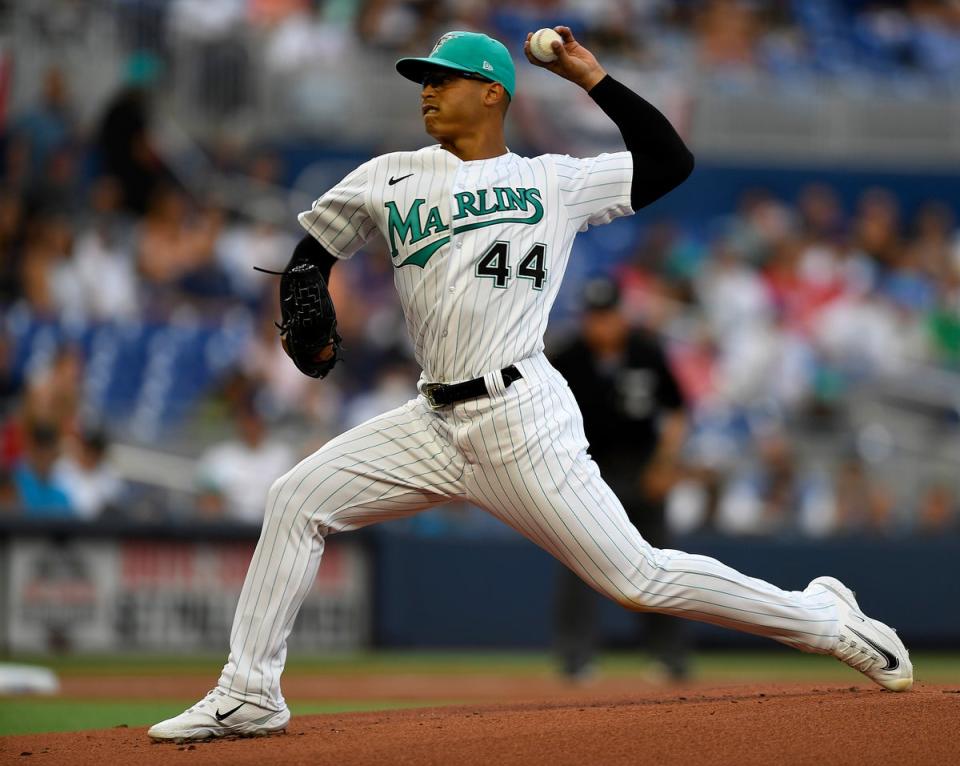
[274,262,342,378]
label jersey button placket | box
[436,169,464,379]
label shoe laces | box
[187,688,225,714]
[835,631,883,674]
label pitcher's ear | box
[484,82,508,109]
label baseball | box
[530,27,562,63]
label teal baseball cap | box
[396,31,516,98]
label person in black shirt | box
[551,276,690,681]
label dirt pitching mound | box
[3,683,957,765]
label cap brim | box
[396,56,480,85]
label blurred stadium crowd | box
[0,0,958,539]
[61,0,960,85]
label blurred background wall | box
[0,0,958,655]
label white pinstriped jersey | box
[298,145,633,383]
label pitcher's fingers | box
[552,38,573,65]
[522,41,539,66]
[555,25,575,44]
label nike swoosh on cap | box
[849,626,899,671]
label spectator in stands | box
[852,188,903,272]
[167,0,261,117]
[912,0,960,79]
[797,184,845,248]
[0,330,21,412]
[616,221,703,331]
[96,52,169,214]
[263,3,356,80]
[928,258,960,367]
[195,398,295,523]
[694,0,762,73]
[814,274,908,378]
[23,142,83,222]
[11,420,74,518]
[0,466,16,513]
[908,202,954,280]
[695,234,771,340]
[356,0,443,52]
[832,454,894,536]
[23,345,84,439]
[53,426,126,521]
[216,202,296,303]
[0,188,24,304]
[69,177,140,320]
[176,199,233,301]
[136,186,228,306]
[916,481,958,535]
[881,242,937,317]
[763,235,844,336]
[725,189,795,267]
[6,67,75,185]
[715,431,828,536]
[249,0,312,27]
[19,214,78,318]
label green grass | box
[0,699,447,737]
[1,650,957,737]
[6,649,958,681]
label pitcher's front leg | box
[149,400,465,742]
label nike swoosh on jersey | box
[388,174,414,186]
[848,626,900,671]
[215,702,246,721]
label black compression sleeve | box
[587,75,694,210]
[288,234,338,282]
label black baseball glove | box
[258,262,342,379]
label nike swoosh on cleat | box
[388,174,414,186]
[849,626,899,671]
[215,702,246,721]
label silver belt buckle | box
[422,383,443,410]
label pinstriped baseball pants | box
[218,353,839,711]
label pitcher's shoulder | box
[365,146,459,175]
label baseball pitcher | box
[150,27,912,743]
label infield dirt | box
[2,681,957,765]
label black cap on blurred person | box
[78,423,110,456]
[28,421,60,449]
[582,276,621,312]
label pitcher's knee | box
[599,577,664,612]
[265,475,288,514]
[263,461,336,529]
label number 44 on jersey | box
[476,241,548,290]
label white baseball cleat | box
[809,576,913,692]
[148,688,290,742]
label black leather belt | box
[422,365,522,409]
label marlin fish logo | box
[385,187,544,268]
[431,32,464,55]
